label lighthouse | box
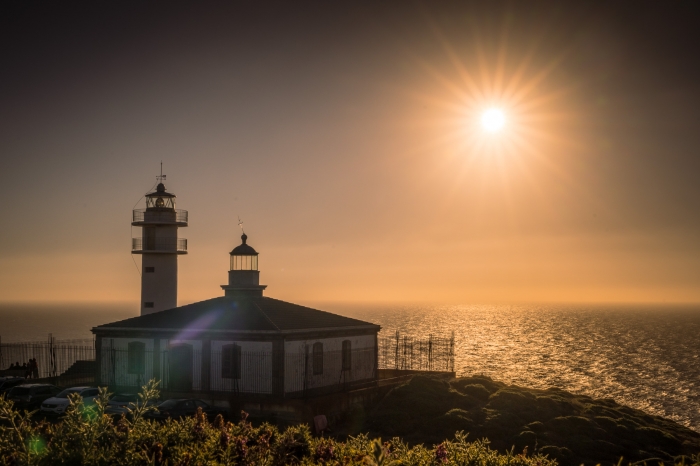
[131,174,188,315]
[221,232,267,298]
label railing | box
[0,335,95,380]
[378,331,455,372]
[100,347,377,395]
[132,209,188,224]
[132,237,187,253]
[285,348,376,395]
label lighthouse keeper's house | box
[93,225,380,398]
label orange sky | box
[1,2,699,308]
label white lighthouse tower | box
[131,172,188,315]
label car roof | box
[15,384,56,388]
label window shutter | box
[313,342,323,375]
[233,344,241,379]
[127,342,145,375]
[342,340,351,371]
[222,344,242,379]
[222,344,232,378]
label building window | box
[342,340,352,371]
[145,267,155,273]
[312,342,323,375]
[127,341,145,375]
[222,344,242,379]
[144,302,154,308]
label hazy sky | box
[1,1,699,307]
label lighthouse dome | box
[230,234,258,256]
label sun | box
[481,108,505,133]
[401,15,577,180]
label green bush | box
[0,380,559,466]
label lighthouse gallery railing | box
[132,209,188,224]
[131,237,188,253]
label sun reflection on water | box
[333,303,700,431]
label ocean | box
[1,302,699,431]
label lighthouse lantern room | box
[132,173,188,315]
[222,233,267,298]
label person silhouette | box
[31,358,39,379]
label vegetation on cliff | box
[0,381,555,466]
[2,378,700,465]
[362,375,700,465]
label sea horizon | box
[2,302,700,432]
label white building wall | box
[100,338,155,387]
[101,334,376,395]
[210,340,272,394]
[141,253,178,315]
[284,335,375,394]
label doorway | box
[168,344,193,392]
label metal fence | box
[0,330,454,392]
[132,208,188,224]
[101,347,376,396]
[377,331,455,372]
[284,347,376,394]
[209,350,272,394]
[0,335,95,380]
[131,237,188,253]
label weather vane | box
[238,216,245,234]
[156,161,167,183]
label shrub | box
[0,380,561,466]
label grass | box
[361,375,700,465]
[3,377,700,465]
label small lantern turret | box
[222,233,267,298]
[230,234,258,271]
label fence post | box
[428,334,433,371]
[373,333,378,382]
[394,330,399,370]
[201,339,211,392]
[419,339,422,370]
[303,344,309,398]
[110,340,116,386]
[48,333,55,378]
[271,339,285,397]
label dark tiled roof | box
[93,297,378,333]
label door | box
[168,344,193,392]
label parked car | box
[104,393,159,416]
[40,386,100,415]
[0,377,26,395]
[145,399,226,420]
[7,384,62,410]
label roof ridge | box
[263,296,370,323]
[253,300,280,331]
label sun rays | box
[391,13,588,228]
